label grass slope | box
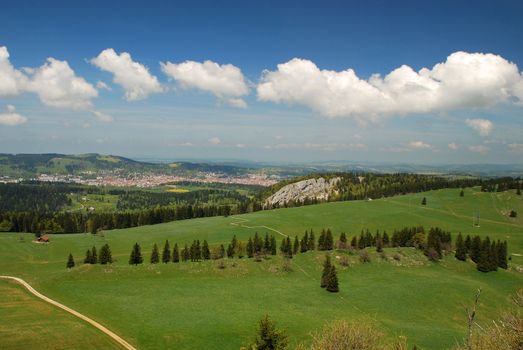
[0,187,522,349]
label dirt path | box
[230,217,289,237]
[0,276,137,350]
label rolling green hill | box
[0,187,522,349]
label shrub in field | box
[359,250,371,263]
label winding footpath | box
[0,275,137,350]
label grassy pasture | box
[0,187,522,349]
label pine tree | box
[219,244,225,259]
[264,233,271,254]
[247,237,254,258]
[270,235,277,255]
[318,229,326,250]
[150,243,160,264]
[517,186,521,195]
[248,314,288,350]
[90,246,98,264]
[227,243,235,258]
[339,232,347,249]
[321,255,332,288]
[358,231,365,249]
[286,237,292,258]
[421,197,427,205]
[129,242,143,265]
[300,231,309,253]
[293,236,299,255]
[489,241,498,272]
[325,265,339,293]
[325,229,334,250]
[181,244,189,262]
[383,231,390,246]
[464,235,472,254]
[99,243,113,264]
[308,231,315,251]
[476,238,491,272]
[460,189,464,197]
[350,236,357,248]
[66,253,75,268]
[376,235,383,253]
[172,243,180,263]
[162,240,171,263]
[202,240,211,260]
[498,240,508,269]
[84,249,92,264]
[455,233,467,261]
[470,236,482,263]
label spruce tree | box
[247,237,254,258]
[325,265,339,293]
[264,233,271,254]
[181,244,189,262]
[270,235,277,255]
[293,236,299,255]
[129,242,143,265]
[376,236,383,253]
[460,189,464,197]
[489,241,498,272]
[464,235,472,254]
[321,255,332,288]
[383,231,390,246]
[248,314,288,350]
[91,246,98,264]
[350,236,357,248]
[202,240,211,260]
[286,237,292,258]
[300,231,309,253]
[150,243,160,264]
[470,236,482,263]
[454,233,467,261]
[99,244,113,264]
[318,229,326,250]
[227,243,235,258]
[162,240,171,263]
[497,240,508,269]
[325,229,334,250]
[84,249,92,264]
[421,197,427,205]
[476,238,491,272]
[172,243,180,263]
[66,253,75,268]
[219,244,225,259]
[308,231,315,250]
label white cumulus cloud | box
[508,143,523,152]
[407,141,432,149]
[448,142,459,150]
[96,80,112,91]
[0,47,27,96]
[161,60,249,108]
[468,145,490,154]
[465,118,493,136]
[208,137,221,145]
[91,48,163,101]
[0,105,28,126]
[27,58,98,109]
[257,52,523,122]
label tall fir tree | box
[90,246,98,264]
[248,314,288,350]
[476,238,491,272]
[321,255,332,288]
[202,240,211,260]
[318,229,326,250]
[293,236,299,255]
[308,231,315,251]
[497,240,508,269]
[470,235,482,263]
[460,189,464,197]
[247,237,254,258]
[300,231,309,253]
[350,236,357,248]
[172,243,180,263]
[325,265,339,293]
[99,243,113,264]
[464,235,472,254]
[150,243,160,264]
[421,197,427,205]
[382,231,390,246]
[162,240,171,263]
[264,233,271,254]
[270,235,277,255]
[84,249,92,264]
[454,233,467,261]
[129,242,143,265]
[489,241,499,272]
[181,243,189,262]
[325,229,334,250]
[66,253,75,268]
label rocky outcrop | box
[265,177,341,207]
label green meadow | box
[0,187,522,349]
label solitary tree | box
[150,243,160,264]
[460,189,464,197]
[421,197,427,206]
[129,242,143,265]
[325,265,339,293]
[455,233,467,261]
[321,255,332,288]
[247,314,288,350]
[162,240,171,263]
[66,253,75,269]
[517,187,521,195]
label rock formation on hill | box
[265,177,341,207]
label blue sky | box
[0,0,522,164]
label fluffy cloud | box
[465,118,493,136]
[257,52,523,121]
[448,142,459,150]
[91,110,113,123]
[96,80,112,91]
[0,47,27,96]
[208,137,221,145]
[0,105,28,126]
[26,58,98,109]
[407,141,432,149]
[264,143,366,151]
[161,60,249,108]
[508,143,523,152]
[91,48,163,101]
[468,145,489,154]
